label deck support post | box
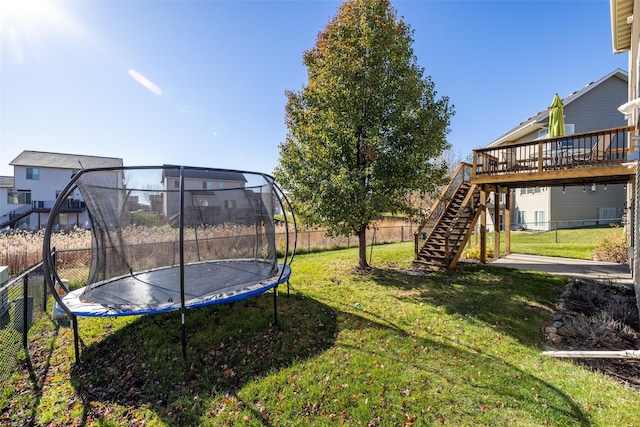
[494,185,501,260]
[480,185,487,264]
[505,188,511,255]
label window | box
[195,197,212,207]
[534,211,545,227]
[520,187,541,195]
[26,168,39,180]
[598,207,623,220]
[225,200,236,209]
[57,213,69,226]
[55,190,73,200]
[14,217,30,230]
[538,124,575,139]
[174,179,179,188]
[517,211,526,226]
[203,181,213,189]
[7,190,31,204]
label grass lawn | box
[485,226,625,260]
[3,242,640,426]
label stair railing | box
[0,204,34,229]
[414,162,472,258]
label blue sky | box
[0,0,628,177]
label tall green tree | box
[275,0,453,268]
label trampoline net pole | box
[179,166,187,359]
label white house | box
[0,151,123,231]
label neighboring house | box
[161,167,255,226]
[485,69,629,231]
[0,151,123,231]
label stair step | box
[417,178,480,269]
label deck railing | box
[473,126,634,178]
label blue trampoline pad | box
[61,260,291,317]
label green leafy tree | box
[275,0,453,268]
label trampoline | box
[43,165,296,360]
[61,260,291,317]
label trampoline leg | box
[273,286,279,327]
[287,281,290,297]
[72,315,80,363]
[181,312,187,360]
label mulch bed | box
[544,278,640,391]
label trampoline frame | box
[43,165,297,362]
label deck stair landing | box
[414,163,480,268]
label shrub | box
[592,225,628,264]
[461,243,481,260]
[460,243,494,260]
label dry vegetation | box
[0,228,93,275]
[591,225,629,264]
[545,278,640,391]
[1,218,416,277]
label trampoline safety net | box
[43,165,295,316]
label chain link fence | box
[509,217,625,233]
[0,262,48,385]
[282,223,418,255]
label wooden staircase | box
[414,163,481,268]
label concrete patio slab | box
[488,253,633,286]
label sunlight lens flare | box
[1,0,73,29]
[129,69,163,96]
[1,0,81,64]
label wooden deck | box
[472,126,636,187]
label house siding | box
[562,76,628,133]
[11,166,91,230]
[549,184,626,227]
[513,189,550,230]
[13,167,75,204]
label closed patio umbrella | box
[548,93,565,138]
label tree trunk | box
[358,224,369,269]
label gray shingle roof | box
[0,176,14,188]
[162,165,247,182]
[9,151,123,170]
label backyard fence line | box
[276,224,417,255]
[509,217,625,232]
[0,260,48,386]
